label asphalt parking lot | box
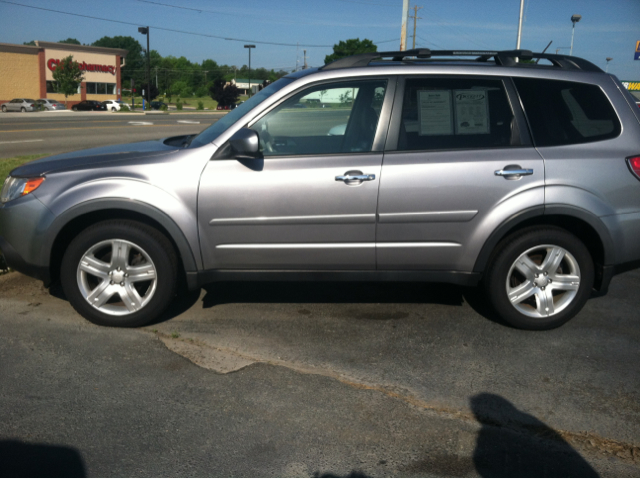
[0,269,639,477]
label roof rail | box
[320,49,603,73]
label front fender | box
[37,179,200,272]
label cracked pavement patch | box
[1,271,639,476]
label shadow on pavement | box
[471,393,599,477]
[0,440,86,477]
[201,281,465,309]
[312,471,369,478]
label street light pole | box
[569,14,581,56]
[138,26,151,107]
[606,57,613,72]
[244,45,255,97]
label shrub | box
[195,86,208,98]
[176,101,183,110]
[180,87,192,98]
[119,103,130,112]
[197,101,204,110]
[160,104,168,111]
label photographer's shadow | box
[471,393,598,477]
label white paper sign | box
[454,89,490,135]
[418,90,453,136]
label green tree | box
[210,79,239,107]
[324,38,377,65]
[23,40,36,46]
[59,38,81,45]
[92,36,145,87]
[52,55,84,107]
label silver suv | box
[2,49,640,330]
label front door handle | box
[335,174,376,182]
[495,165,534,179]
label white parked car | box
[102,100,124,112]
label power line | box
[0,0,332,47]
[420,6,493,49]
[331,0,397,6]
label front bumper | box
[0,194,55,284]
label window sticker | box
[454,90,490,134]
[418,90,453,136]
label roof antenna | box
[536,40,553,64]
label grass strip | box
[0,154,47,183]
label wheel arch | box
[473,206,615,291]
[45,200,198,287]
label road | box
[0,269,639,477]
[0,110,224,158]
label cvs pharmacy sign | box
[47,59,116,75]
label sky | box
[1,0,639,79]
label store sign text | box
[47,59,116,75]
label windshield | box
[189,77,295,148]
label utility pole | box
[138,26,151,107]
[400,0,409,51]
[516,0,524,49]
[410,5,423,49]
[303,50,307,69]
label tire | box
[111,107,117,112]
[61,220,178,327]
[21,107,26,112]
[484,226,594,330]
[72,106,78,111]
[1,106,6,112]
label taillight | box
[627,155,640,181]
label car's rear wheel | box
[111,107,117,112]
[20,107,26,112]
[484,227,594,330]
[1,106,6,112]
[72,106,78,111]
[61,220,178,327]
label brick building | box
[0,41,127,106]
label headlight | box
[1,176,45,204]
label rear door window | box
[396,77,517,151]
[513,78,621,146]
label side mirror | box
[228,128,261,160]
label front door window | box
[250,80,387,156]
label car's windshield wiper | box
[183,134,196,148]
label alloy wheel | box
[506,244,581,318]
[76,239,158,316]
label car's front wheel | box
[72,106,78,111]
[61,220,178,327]
[484,227,594,330]
[1,105,6,112]
[111,107,117,112]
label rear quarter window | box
[513,78,621,147]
